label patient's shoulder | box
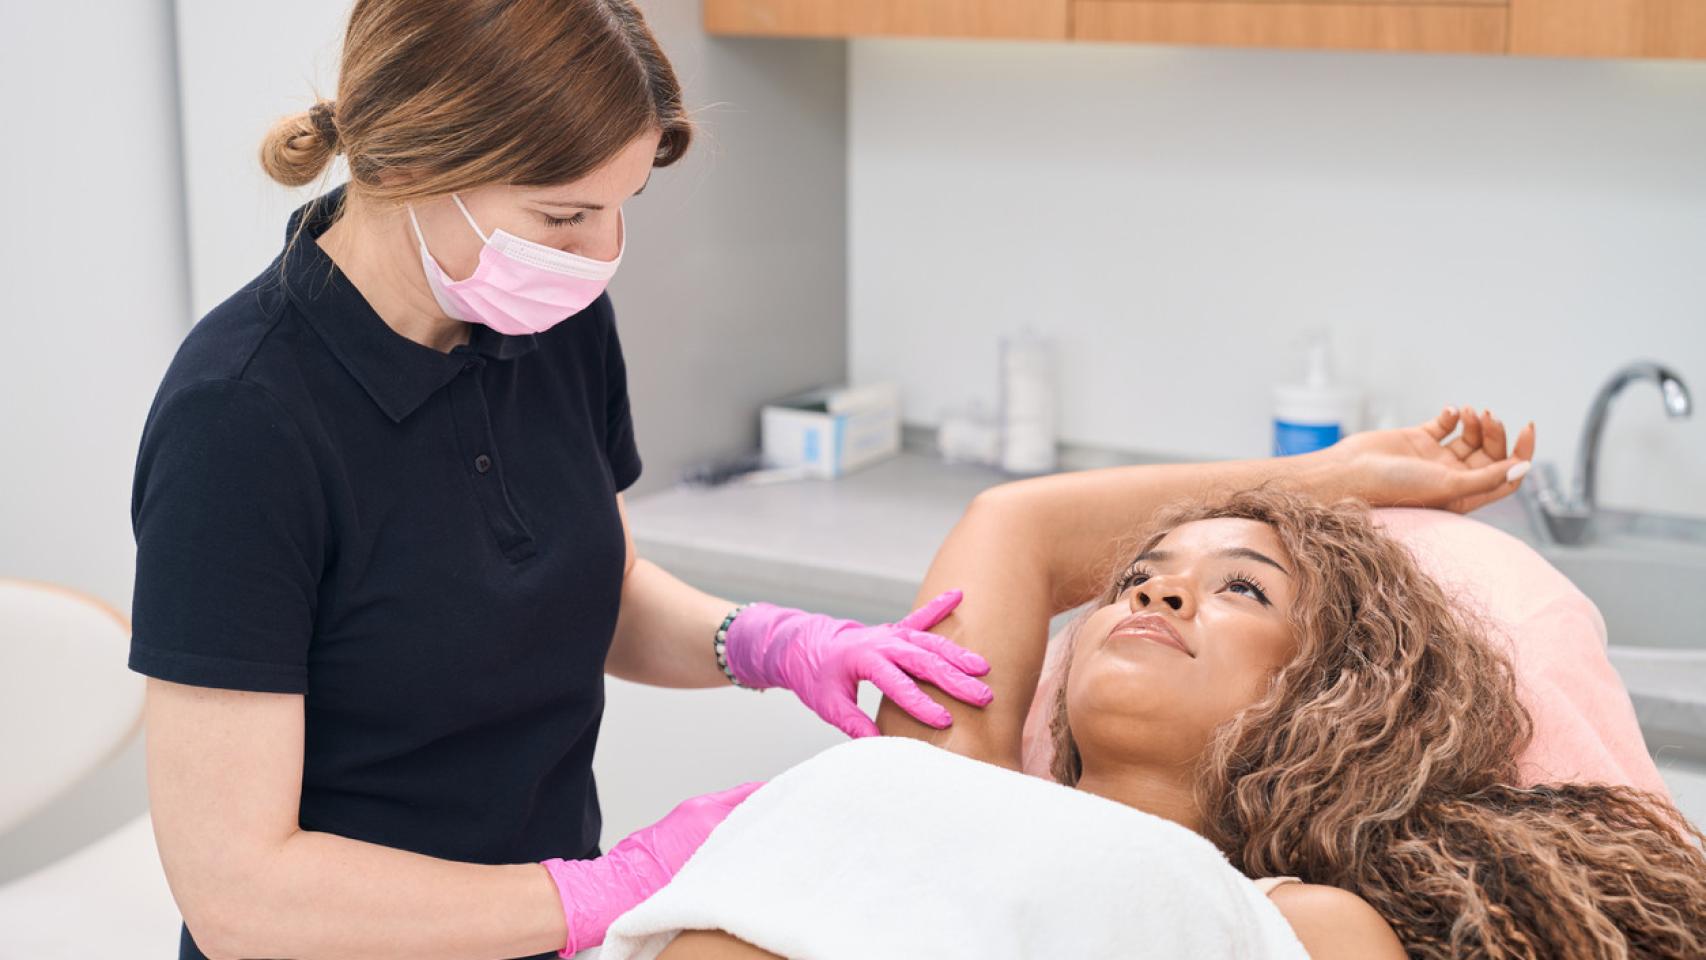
[655,929,785,960]
[1266,882,1405,959]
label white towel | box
[601,737,1308,960]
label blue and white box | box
[761,382,901,479]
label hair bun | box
[308,100,338,146]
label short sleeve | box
[601,303,643,493]
[128,379,326,693]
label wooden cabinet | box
[703,0,1706,59]
[703,0,1070,41]
[1509,0,1706,59]
[1074,1,1506,55]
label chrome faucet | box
[1532,361,1693,544]
[1571,361,1693,511]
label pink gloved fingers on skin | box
[903,628,991,676]
[883,642,994,707]
[721,592,989,737]
[861,657,954,729]
[894,589,963,631]
[894,590,990,678]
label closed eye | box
[542,211,587,228]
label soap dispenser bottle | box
[1272,335,1361,456]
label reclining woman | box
[644,408,1706,959]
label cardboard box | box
[761,383,901,478]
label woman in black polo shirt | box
[127,3,993,958]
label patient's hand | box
[1329,406,1535,514]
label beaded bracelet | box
[713,603,751,688]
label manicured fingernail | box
[1443,406,1455,415]
[1506,461,1531,483]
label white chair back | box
[0,579,142,835]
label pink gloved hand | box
[722,589,994,738]
[540,780,763,956]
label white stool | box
[0,579,178,956]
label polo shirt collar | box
[280,183,538,424]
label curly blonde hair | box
[1048,487,1706,958]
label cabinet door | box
[1072,1,1508,55]
[1510,0,1706,58]
[704,0,1072,40]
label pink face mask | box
[407,193,624,337]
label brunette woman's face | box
[1065,518,1300,769]
[412,129,660,280]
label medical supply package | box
[760,382,901,479]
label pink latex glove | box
[540,780,763,956]
[722,589,994,737]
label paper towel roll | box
[999,333,1057,475]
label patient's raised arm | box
[873,452,1341,767]
[873,487,1057,767]
[876,407,1533,768]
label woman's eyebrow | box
[536,177,650,209]
[1131,547,1291,577]
[1222,547,1291,577]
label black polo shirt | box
[129,183,639,960]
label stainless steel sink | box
[1565,507,1706,549]
[1520,494,1706,651]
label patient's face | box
[1065,518,1299,769]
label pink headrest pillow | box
[1019,508,1668,798]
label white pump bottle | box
[1272,335,1361,456]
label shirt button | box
[474,454,493,474]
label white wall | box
[0,0,187,881]
[850,40,1706,516]
[175,0,352,316]
[602,11,849,500]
